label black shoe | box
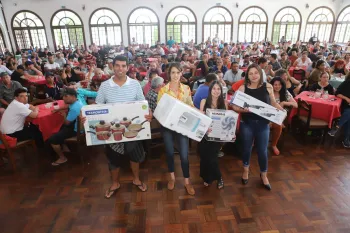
[241,177,248,185]
[342,139,350,148]
[260,174,271,191]
[328,126,339,137]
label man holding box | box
[89,56,152,198]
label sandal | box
[51,157,68,166]
[133,181,148,192]
[217,178,224,189]
[203,182,210,187]
[104,184,121,199]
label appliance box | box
[205,109,239,142]
[230,90,286,125]
[154,94,212,142]
[81,101,151,146]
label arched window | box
[272,7,301,44]
[334,5,350,43]
[166,7,196,43]
[128,7,159,46]
[0,28,6,53]
[304,7,334,42]
[51,10,85,50]
[238,7,268,43]
[12,11,48,49]
[89,8,122,46]
[203,6,232,43]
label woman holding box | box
[157,62,195,195]
[198,80,227,189]
[231,64,285,190]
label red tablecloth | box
[195,69,201,76]
[31,100,66,141]
[289,91,342,128]
[147,58,158,62]
[27,76,46,85]
[140,72,147,77]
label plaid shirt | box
[146,89,158,112]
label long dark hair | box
[245,63,263,86]
[204,80,226,111]
[270,77,288,102]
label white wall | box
[0,0,348,51]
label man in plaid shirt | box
[146,76,164,112]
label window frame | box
[334,5,350,43]
[238,6,268,43]
[89,8,123,46]
[202,6,233,43]
[165,6,197,44]
[50,9,86,51]
[271,6,302,44]
[11,10,48,50]
[127,7,160,46]
[304,6,335,42]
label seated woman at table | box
[0,88,43,145]
[48,88,83,166]
[308,60,327,87]
[270,77,298,155]
[231,64,285,190]
[198,80,226,189]
[293,51,312,68]
[309,72,334,95]
[275,69,302,97]
[328,73,350,148]
[61,64,81,85]
[330,59,349,76]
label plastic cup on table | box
[45,103,53,109]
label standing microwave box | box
[205,109,239,142]
[154,94,212,142]
[81,101,151,146]
[230,90,287,125]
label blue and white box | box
[81,101,151,146]
[205,109,238,142]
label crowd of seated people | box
[0,36,348,170]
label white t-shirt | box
[295,58,312,67]
[0,100,31,134]
[44,62,60,70]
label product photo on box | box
[230,90,287,125]
[81,101,151,146]
[205,109,239,142]
[154,94,212,142]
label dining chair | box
[294,98,329,144]
[0,131,37,171]
[275,106,293,150]
[64,117,86,165]
[146,118,163,156]
[293,69,306,81]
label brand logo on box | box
[85,109,109,115]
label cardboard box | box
[230,90,286,125]
[154,94,212,142]
[205,109,239,142]
[81,101,151,146]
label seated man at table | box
[223,62,243,88]
[24,61,43,76]
[0,72,23,107]
[44,72,63,100]
[133,55,147,72]
[11,65,27,86]
[0,88,40,142]
[44,53,60,73]
[90,68,109,92]
[48,88,83,166]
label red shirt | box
[92,74,109,82]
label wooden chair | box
[294,98,329,144]
[146,118,163,156]
[0,132,37,171]
[293,69,306,81]
[64,117,86,164]
[277,106,292,150]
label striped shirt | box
[95,76,145,104]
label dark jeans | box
[240,120,270,172]
[162,127,190,178]
[199,139,221,183]
[338,108,350,140]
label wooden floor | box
[1,134,350,233]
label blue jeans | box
[162,127,190,178]
[338,108,350,141]
[240,120,270,172]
